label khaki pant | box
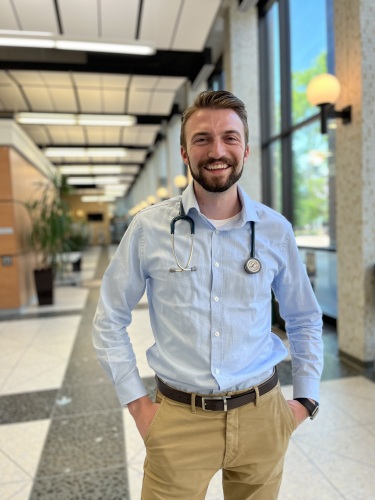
[141,382,297,499]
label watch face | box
[310,405,319,420]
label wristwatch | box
[294,398,319,420]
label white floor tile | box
[0,420,50,484]
[0,481,33,500]
[0,316,80,395]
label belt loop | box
[191,393,197,414]
[254,385,260,407]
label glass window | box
[266,2,281,137]
[270,140,282,213]
[292,121,333,247]
[290,0,328,125]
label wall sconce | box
[156,187,169,200]
[306,73,352,134]
[174,175,188,189]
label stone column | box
[334,0,375,368]
[222,1,262,201]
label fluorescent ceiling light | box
[0,37,55,48]
[67,176,132,185]
[44,147,127,158]
[0,34,155,55]
[95,176,131,185]
[17,113,76,125]
[58,166,136,175]
[55,40,154,55]
[81,195,116,203]
[0,29,54,36]
[57,165,139,175]
[16,112,136,127]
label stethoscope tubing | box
[169,200,261,274]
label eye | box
[193,136,208,144]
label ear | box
[180,145,189,166]
[244,144,250,162]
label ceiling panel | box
[21,125,50,145]
[65,126,86,144]
[126,150,148,163]
[48,127,69,143]
[130,75,158,90]
[127,90,152,114]
[86,127,104,144]
[72,73,102,88]
[101,74,130,88]
[122,125,160,145]
[0,85,28,111]
[172,0,221,51]
[156,76,186,91]
[103,90,126,113]
[49,87,77,112]
[40,72,73,86]
[138,125,160,144]
[59,0,98,37]
[149,91,175,114]
[0,0,19,30]
[77,89,102,113]
[24,87,54,111]
[101,0,139,39]
[102,127,122,143]
[10,71,45,85]
[140,0,181,50]
[13,0,59,33]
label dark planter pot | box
[72,257,82,272]
[34,267,54,305]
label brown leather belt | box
[156,369,278,412]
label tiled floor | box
[0,245,374,499]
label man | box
[93,90,323,499]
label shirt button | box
[214,296,219,302]
[215,369,220,374]
[214,331,220,337]
[214,262,220,267]
[215,229,219,235]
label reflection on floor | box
[0,246,374,499]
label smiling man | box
[93,90,323,499]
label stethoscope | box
[169,201,262,274]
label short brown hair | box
[180,90,249,149]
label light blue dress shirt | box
[93,182,323,406]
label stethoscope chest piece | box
[244,257,261,274]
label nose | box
[208,138,226,159]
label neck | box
[193,182,242,220]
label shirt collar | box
[181,182,259,224]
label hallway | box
[0,247,374,499]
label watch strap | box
[294,398,319,420]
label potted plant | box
[25,174,73,305]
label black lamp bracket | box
[318,103,352,134]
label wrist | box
[294,397,319,420]
[127,395,153,417]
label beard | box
[188,155,244,193]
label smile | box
[205,163,229,170]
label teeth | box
[206,164,228,170]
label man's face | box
[181,108,250,193]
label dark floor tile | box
[30,466,129,500]
[53,382,120,418]
[62,356,110,387]
[36,411,125,477]
[0,390,57,425]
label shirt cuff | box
[293,377,321,403]
[115,372,149,406]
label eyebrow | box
[191,129,242,139]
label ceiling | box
[0,0,223,199]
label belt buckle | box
[201,395,231,412]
